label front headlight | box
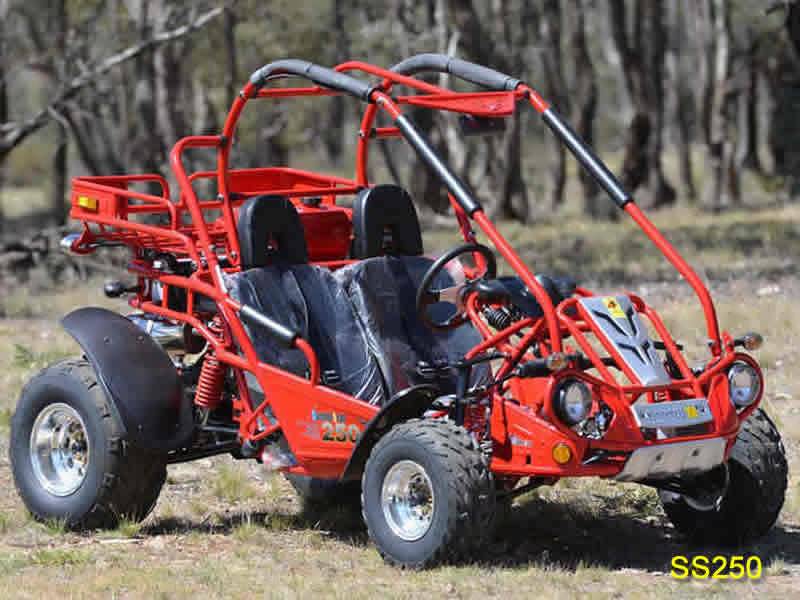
[728,362,761,408]
[555,379,593,425]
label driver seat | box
[336,185,488,396]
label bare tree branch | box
[0,5,223,159]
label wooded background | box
[1,0,799,232]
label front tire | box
[361,419,494,568]
[660,408,787,545]
[10,359,167,529]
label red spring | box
[195,316,226,409]
[195,352,225,409]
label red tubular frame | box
[625,203,722,353]
[65,57,756,482]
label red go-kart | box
[10,55,787,568]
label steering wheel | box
[416,243,497,331]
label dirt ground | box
[0,205,799,598]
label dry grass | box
[212,463,258,503]
[0,205,798,597]
[426,204,800,286]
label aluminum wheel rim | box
[29,403,90,496]
[381,460,435,541]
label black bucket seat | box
[227,195,385,404]
[340,185,488,395]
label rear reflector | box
[77,196,98,211]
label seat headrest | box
[237,195,308,268]
[351,184,424,259]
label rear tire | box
[10,359,167,529]
[660,408,787,545]
[361,419,494,568]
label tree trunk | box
[666,1,697,203]
[608,0,675,208]
[643,1,676,208]
[608,0,647,193]
[703,0,739,209]
[540,0,567,210]
[0,9,7,233]
[51,129,68,226]
[322,0,348,165]
[690,0,716,146]
[133,0,163,179]
[448,0,529,219]
[500,111,527,220]
[568,0,608,218]
[738,31,763,173]
[764,18,800,197]
[403,0,448,214]
[50,0,69,226]
[223,4,238,107]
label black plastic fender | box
[61,307,194,451]
[340,384,439,482]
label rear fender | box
[61,307,193,451]
[339,384,439,481]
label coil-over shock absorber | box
[483,305,524,331]
[463,401,489,439]
[194,317,226,409]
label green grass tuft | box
[262,512,296,532]
[12,344,37,369]
[0,554,28,577]
[0,407,12,430]
[232,517,263,542]
[114,518,143,539]
[29,548,90,567]
[0,512,12,535]
[38,517,68,535]
[12,343,73,370]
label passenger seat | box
[337,185,488,396]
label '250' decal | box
[321,422,361,443]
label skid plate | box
[614,437,726,482]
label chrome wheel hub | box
[29,403,90,496]
[381,460,435,541]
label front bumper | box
[613,437,727,482]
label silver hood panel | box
[579,295,672,386]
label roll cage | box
[65,55,754,480]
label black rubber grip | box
[240,304,298,349]
[395,114,482,215]
[541,108,631,208]
[391,53,521,91]
[250,59,374,101]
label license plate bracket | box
[632,398,713,429]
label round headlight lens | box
[728,362,761,408]
[555,379,593,425]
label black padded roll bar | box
[395,114,482,215]
[541,109,631,208]
[390,53,521,92]
[249,59,375,101]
